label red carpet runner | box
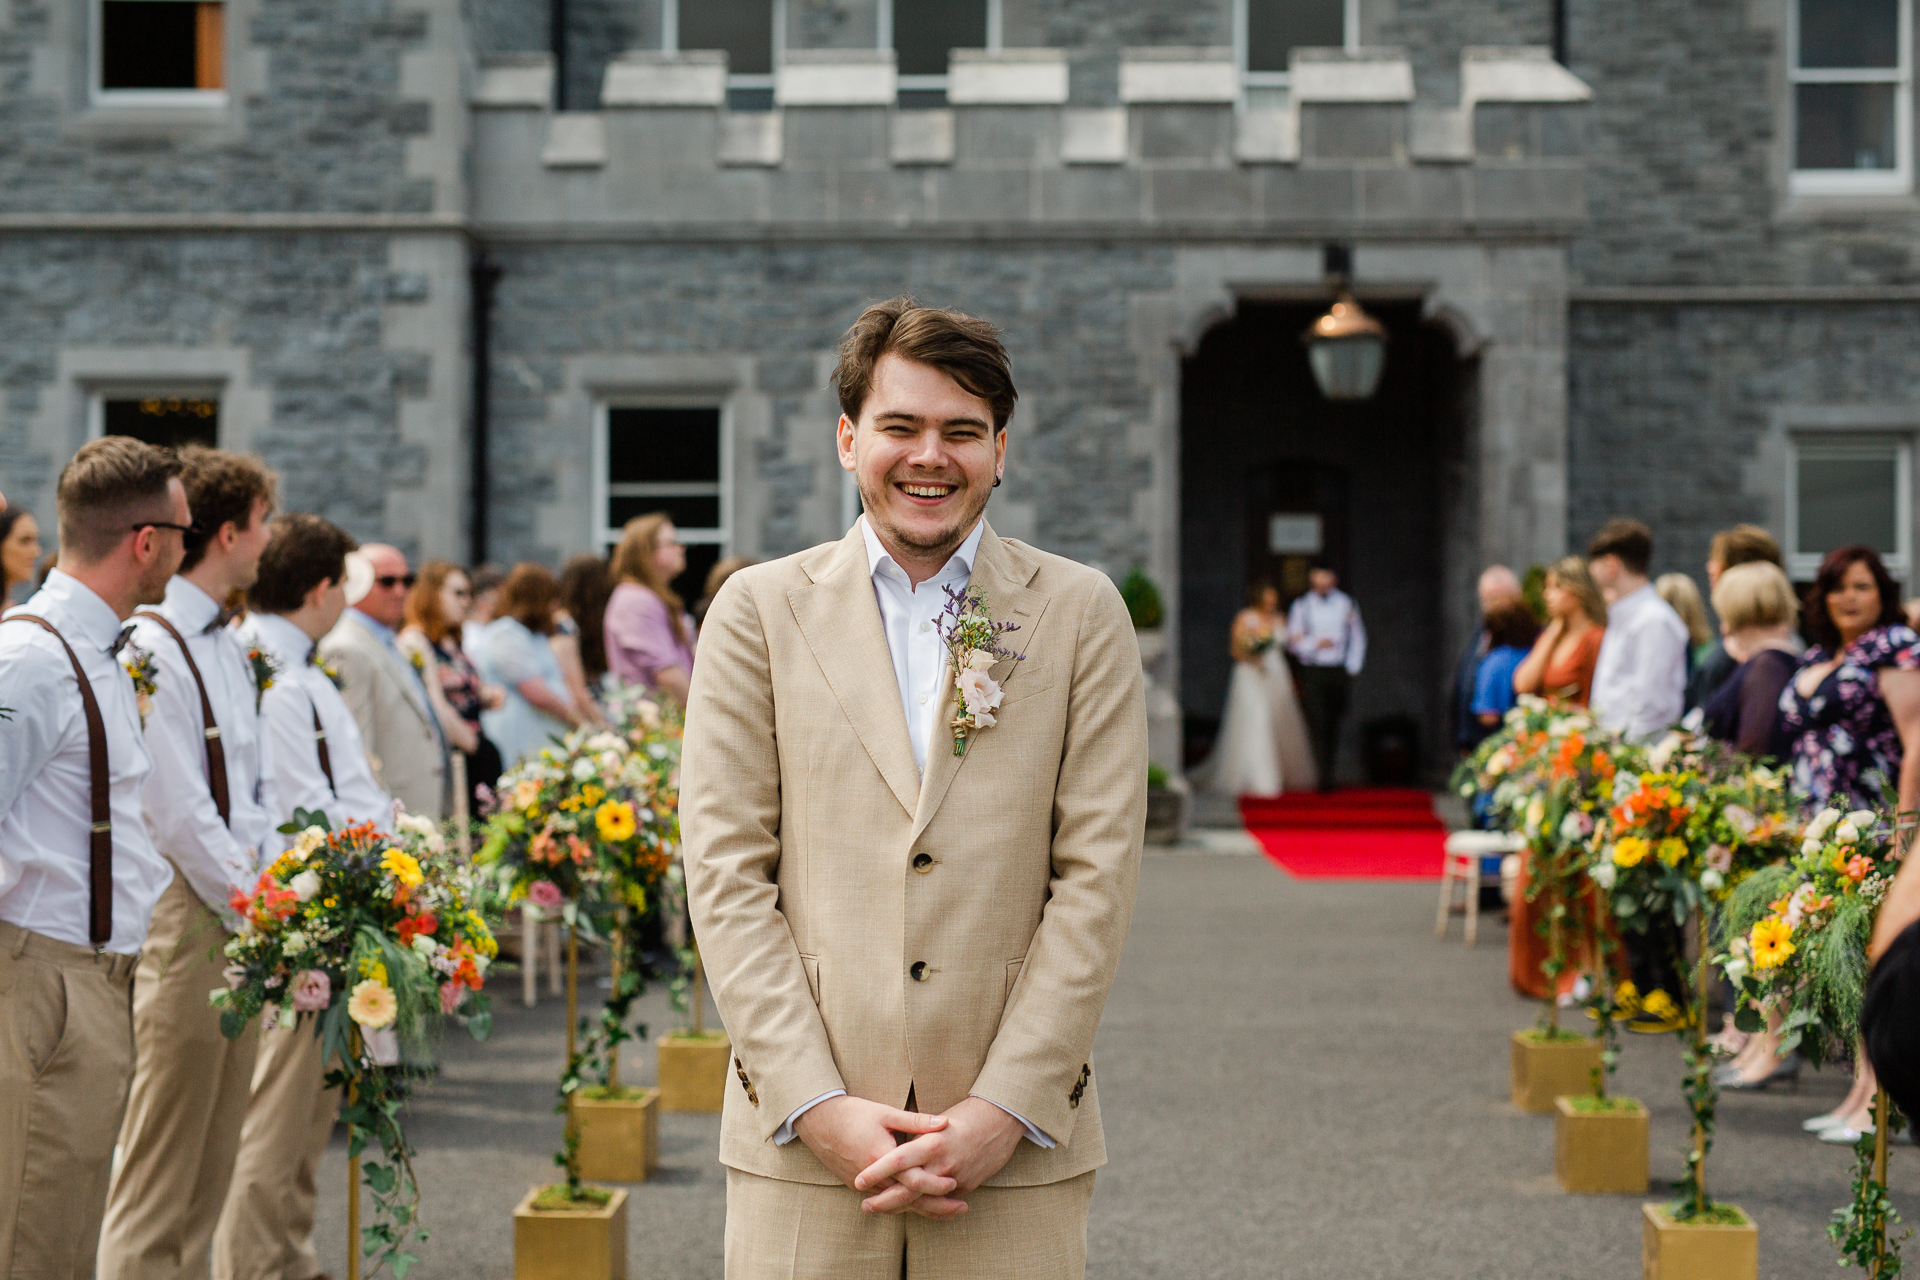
[1240,788,1446,879]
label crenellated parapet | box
[469,45,1590,236]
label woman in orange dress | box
[1508,556,1610,999]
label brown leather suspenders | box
[3,615,114,946]
[310,697,336,796]
[134,610,232,826]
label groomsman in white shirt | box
[1287,562,1368,791]
[0,438,188,1277]
[99,448,282,1280]
[215,514,395,1280]
[1587,518,1689,743]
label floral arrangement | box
[211,808,496,1277]
[246,645,279,713]
[937,584,1022,757]
[123,641,158,727]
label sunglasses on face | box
[375,574,417,590]
[132,520,201,537]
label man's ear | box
[305,576,336,612]
[836,414,858,471]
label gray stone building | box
[5,0,1918,779]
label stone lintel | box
[1234,110,1299,164]
[1061,108,1128,164]
[890,111,956,165]
[542,113,607,168]
[718,112,783,166]
[603,51,727,107]
[1118,47,1237,104]
[1411,108,1472,162]
[948,49,1071,105]
[777,50,898,107]
[1461,47,1594,104]
[1290,48,1415,103]
[475,54,553,108]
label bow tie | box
[205,607,239,634]
[111,624,135,656]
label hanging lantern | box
[1303,293,1388,401]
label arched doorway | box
[1180,298,1474,784]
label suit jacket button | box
[912,853,933,872]
[910,961,929,981]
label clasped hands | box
[793,1093,1026,1220]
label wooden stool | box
[1436,830,1527,946]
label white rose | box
[1591,862,1617,889]
[571,757,597,781]
[1701,868,1724,892]
[1847,809,1879,831]
[281,930,308,953]
[290,870,322,902]
[1802,837,1823,857]
[1723,955,1749,983]
[964,648,997,671]
[293,827,327,860]
[395,813,434,839]
[1807,809,1842,841]
[411,934,439,957]
[1836,822,1860,845]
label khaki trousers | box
[211,1021,340,1280]
[0,920,140,1280]
[724,1169,1095,1280]
[98,874,260,1280]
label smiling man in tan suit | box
[683,299,1146,1279]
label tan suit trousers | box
[98,874,260,1280]
[211,1021,341,1280]
[723,1169,1095,1280]
[0,920,139,1280]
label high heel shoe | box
[1804,1112,1848,1133]
[1718,1052,1803,1091]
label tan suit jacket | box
[682,523,1146,1188]
[319,612,446,819]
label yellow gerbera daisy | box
[596,800,637,843]
[347,978,398,1030]
[1612,836,1649,868]
[379,848,423,889]
[1656,837,1687,867]
[1750,917,1796,971]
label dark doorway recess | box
[1180,299,1472,783]
[103,396,219,450]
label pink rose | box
[957,668,1003,727]
[528,880,563,910]
[440,980,466,1015]
[1705,844,1733,874]
[290,969,331,1013]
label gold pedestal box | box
[1510,1030,1602,1113]
[1641,1203,1757,1280]
[659,1032,731,1113]
[575,1089,659,1183]
[513,1186,627,1280]
[1554,1096,1648,1193]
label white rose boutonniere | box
[936,584,1023,757]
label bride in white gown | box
[1199,582,1318,797]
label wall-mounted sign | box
[1269,513,1323,555]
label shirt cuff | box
[971,1094,1056,1149]
[773,1090,846,1145]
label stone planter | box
[575,1089,659,1183]
[1145,787,1184,845]
[1510,1030,1601,1113]
[1554,1096,1647,1193]
[1641,1202,1757,1280]
[658,1031,731,1113]
[513,1185,627,1280]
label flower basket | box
[1511,1029,1601,1113]
[1641,1202,1756,1280]
[514,1185,627,1280]
[1555,1095,1648,1193]
[658,1031,731,1113]
[574,1087,659,1183]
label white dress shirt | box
[134,577,279,912]
[1591,582,1689,742]
[774,517,1053,1151]
[1287,588,1367,674]
[239,612,393,850]
[0,571,173,953]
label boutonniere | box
[310,653,343,690]
[123,643,159,728]
[406,647,426,675]
[937,584,1022,758]
[246,646,280,713]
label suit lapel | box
[909,528,1049,845]
[787,529,922,817]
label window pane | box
[607,407,720,484]
[1796,82,1899,168]
[1799,0,1900,68]
[101,1,200,90]
[1799,456,1899,556]
[608,494,722,531]
[102,397,218,449]
[1247,0,1346,74]
[894,0,987,77]
[679,0,772,76]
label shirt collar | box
[1612,582,1655,616]
[349,606,397,646]
[162,576,223,633]
[249,612,315,666]
[859,515,985,588]
[16,569,128,654]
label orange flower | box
[1593,751,1615,779]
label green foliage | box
[1565,1094,1643,1114]
[1829,1117,1909,1275]
[531,1183,613,1213]
[1521,563,1549,622]
[1147,763,1171,791]
[1120,567,1164,630]
[325,1050,428,1278]
[1672,1033,1720,1222]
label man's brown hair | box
[497,563,561,636]
[251,514,356,615]
[1587,517,1655,577]
[177,445,279,574]
[832,296,1018,432]
[1709,523,1783,573]
[55,436,184,564]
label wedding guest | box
[693,554,755,629]
[475,563,582,765]
[604,513,696,705]
[1906,597,1920,632]
[1656,572,1715,676]
[221,514,392,1280]
[553,553,611,728]
[462,562,505,658]
[403,560,505,808]
[0,438,184,1277]
[1587,518,1688,742]
[1470,600,1541,728]
[1688,524,1784,709]
[1513,556,1607,706]
[98,448,280,1280]
[1453,565,1525,753]
[1693,562,1799,760]
[0,506,43,605]
[1286,562,1366,791]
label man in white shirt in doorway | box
[1587,518,1688,744]
[1287,562,1367,792]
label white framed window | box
[89,390,221,448]
[1786,435,1913,581]
[1789,0,1914,195]
[880,0,1000,108]
[593,402,731,601]
[1236,0,1356,110]
[664,0,781,111]
[92,0,227,107]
